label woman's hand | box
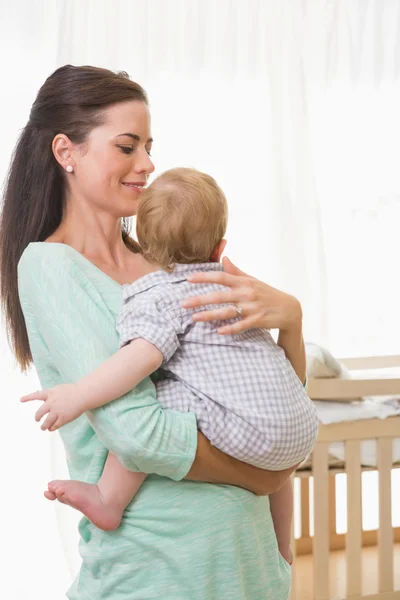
[183,256,307,383]
[182,257,302,335]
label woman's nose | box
[135,149,155,175]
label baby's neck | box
[143,256,219,275]
[140,257,163,275]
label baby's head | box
[136,167,228,271]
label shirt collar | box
[122,262,224,301]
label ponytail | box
[0,64,147,370]
[0,123,64,370]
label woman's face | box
[70,100,155,218]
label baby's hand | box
[21,384,83,431]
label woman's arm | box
[187,433,298,495]
[18,250,196,481]
[277,323,306,384]
[18,247,290,495]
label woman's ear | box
[52,134,75,172]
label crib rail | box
[290,417,400,600]
[308,354,400,401]
[339,356,400,370]
[308,376,400,400]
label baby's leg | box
[45,453,146,531]
[269,478,293,565]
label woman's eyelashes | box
[117,145,135,155]
[117,145,152,157]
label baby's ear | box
[210,239,227,262]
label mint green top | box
[18,242,291,600]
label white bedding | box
[314,395,400,426]
[308,367,400,467]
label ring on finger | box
[234,304,243,318]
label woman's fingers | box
[182,289,239,309]
[35,403,50,423]
[221,256,249,278]
[192,305,240,323]
[192,303,264,334]
[182,257,298,332]
[21,390,47,403]
[186,269,248,289]
[217,314,261,335]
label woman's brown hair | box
[0,65,147,371]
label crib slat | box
[290,483,297,600]
[377,437,393,593]
[301,478,310,538]
[329,475,336,535]
[345,440,362,597]
[313,443,330,600]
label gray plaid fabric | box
[117,263,318,470]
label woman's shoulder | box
[19,241,78,269]
[18,242,92,298]
[18,242,120,315]
[19,242,79,284]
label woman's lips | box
[122,182,146,193]
[122,182,146,188]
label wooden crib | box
[290,355,400,600]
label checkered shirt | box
[117,263,318,470]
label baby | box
[22,168,318,564]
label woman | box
[0,65,306,600]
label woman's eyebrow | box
[116,133,153,143]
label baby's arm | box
[269,478,293,565]
[21,338,163,431]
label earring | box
[65,165,74,173]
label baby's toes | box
[50,480,67,496]
[44,490,57,501]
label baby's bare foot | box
[46,480,123,531]
[44,489,57,501]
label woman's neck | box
[47,199,132,270]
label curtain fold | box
[55,0,400,82]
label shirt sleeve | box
[117,295,181,363]
[18,250,197,480]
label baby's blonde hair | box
[136,167,228,271]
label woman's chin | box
[121,209,137,218]
[117,200,138,218]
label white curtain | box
[1,1,399,597]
